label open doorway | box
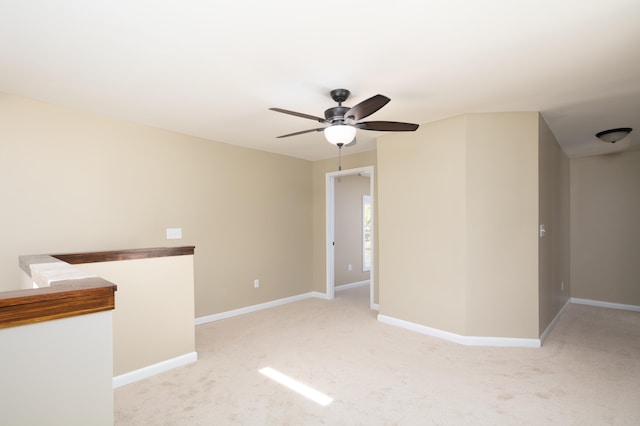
[325,166,375,309]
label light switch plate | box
[166,228,182,239]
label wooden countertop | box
[2,246,194,329]
[0,277,117,329]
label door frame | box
[325,165,375,309]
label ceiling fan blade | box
[344,94,390,122]
[357,121,419,132]
[276,127,325,138]
[269,108,327,123]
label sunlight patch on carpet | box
[259,367,333,406]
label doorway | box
[325,165,375,309]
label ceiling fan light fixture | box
[595,127,632,143]
[324,124,357,145]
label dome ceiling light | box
[595,127,632,143]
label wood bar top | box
[3,246,193,329]
[52,246,195,264]
[0,277,116,329]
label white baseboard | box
[194,288,383,326]
[195,292,321,325]
[540,299,571,345]
[571,298,640,312]
[377,314,541,348]
[113,351,198,389]
[335,280,370,291]
[311,291,328,300]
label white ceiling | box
[1,1,639,161]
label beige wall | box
[465,113,539,338]
[538,116,570,332]
[334,174,370,286]
[378,112,541,339]
[378,115,468,334]
[312,151,378,298]
[570,149,640,305]
[77,256,195,376]
[0,93,313,317]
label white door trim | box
[325,165,375,309]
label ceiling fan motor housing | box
[325,106,350,123]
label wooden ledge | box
[5,246,193,329]
[52,246,195,264]
[0,277,117,329]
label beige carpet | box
[115,286,640,425]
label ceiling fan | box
[269,89,419,148]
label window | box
[362,195,372,272]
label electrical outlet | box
[561,281,564,292]
[348,264,352,271]
[254,279,260,289]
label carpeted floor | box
[114,285,640,425]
